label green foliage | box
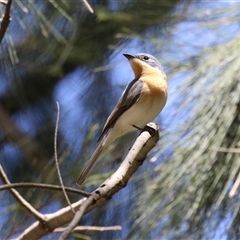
[0,0,240,239]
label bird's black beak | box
[123,53,135,60]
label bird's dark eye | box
[143,56,149,60]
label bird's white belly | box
[121,95,165,129]
[103,93,166,147]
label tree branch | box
[18,122,159,240]
[54,101,74,212]
[0,0,12,45]
[55,225,122,232]
[60,123,160,239]
[0,164,45,222]
[229,172,240,198]
[0,182,90,197]
[81,0,94,14]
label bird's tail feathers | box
[76,143,104,186]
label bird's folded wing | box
[97,79,143,142]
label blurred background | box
[0,0,240,239]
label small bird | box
[76,53,168,185]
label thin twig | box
[229,172,240,198]
[209,147,240,154]
[0,164,45,222]
[0,182,90,197]
[54,101,75,213]
[81,0,94,14]
[55,225,122,232]
[0,0,12,44]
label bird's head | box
[123,53,164,79]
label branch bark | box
[18,122,160,240]
[0,164,45,222]
[0,0,12,44]
[0,182,89,197]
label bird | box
[76,53,168,185]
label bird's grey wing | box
[97,79,143,142]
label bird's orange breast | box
[140,71,167,99]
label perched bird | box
[76,53,168,185]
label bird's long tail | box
[76,143,104,186]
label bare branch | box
[55,225,122,232]
[19,198,87,240]
[229,172,240,198]
[59,123,159,240]
[0,164,45,222]
[0,0,12,44]
[54,101,74,212]
[81,0,94,14]
[18,123,159,240]
[0,182,90,197]
[209,147,240,154]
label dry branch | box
[0,0,12,44]
[18,122,160,240]
[0,164,45,222]
[0,182,89,196]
